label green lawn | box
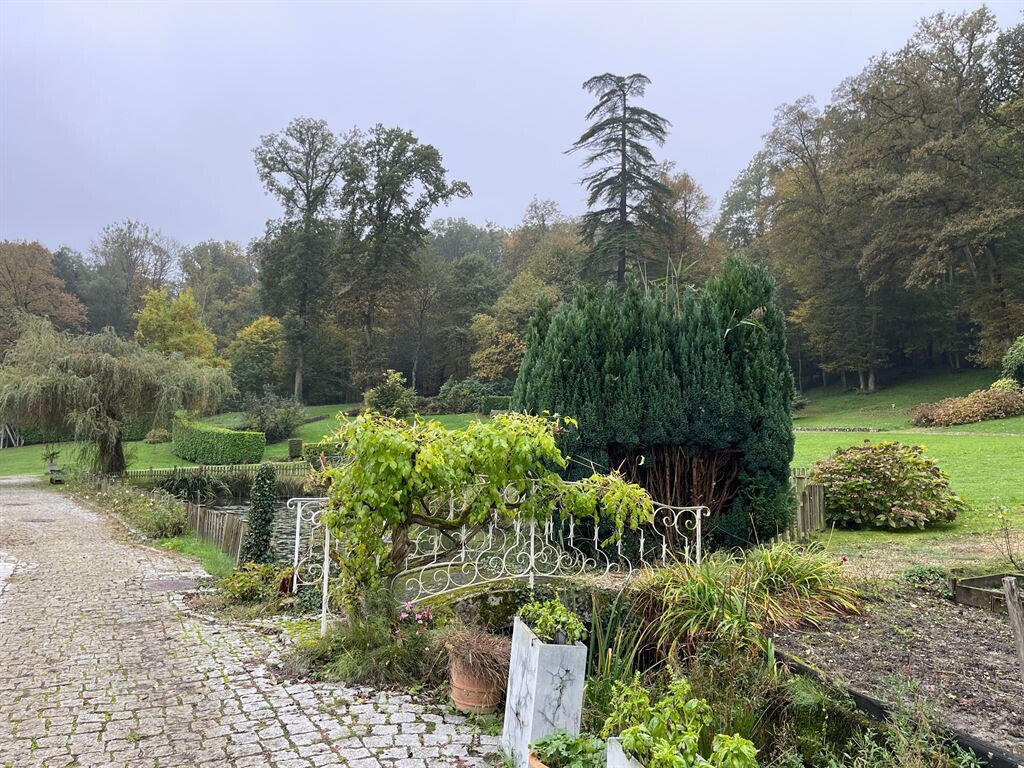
[794,368,1009,431]
[157,534,235,578]
[0,406,485,476]
[793,430,1023,534]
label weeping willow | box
[0,317,233,474]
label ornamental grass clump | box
[632,543,859,661]
[443,626,511,688]
[811,441,966,530]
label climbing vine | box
[319,411,654,596]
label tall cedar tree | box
[253,118,346,401]
[568,73,671,289]
[513,256,795,547]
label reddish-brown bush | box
[910,388,1024,427]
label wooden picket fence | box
[122,461,307,485]
[185,502,249,563]
[771,467,827,543]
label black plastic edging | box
[775,650,1024,768]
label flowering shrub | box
[910,387,1024,426]
[397,601,434,634]
[811,441,967,529]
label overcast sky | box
[1,1,1020,255]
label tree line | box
[2,7,1020,403]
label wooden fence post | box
[1003,577,1024,684]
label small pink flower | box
[840,556,849,563]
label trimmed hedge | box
[171,412,265,465]
[480,395,511,413]
[15,415,149,446]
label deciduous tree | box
[0,318,232,474]
[0,241,85,348]
[254,117,346,400]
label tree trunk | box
[840,371,847,390]
[102,438,127,475]
[867,367,877,393]
[858,369,866,390]
[617,92,628,290]
[293,340,304,402]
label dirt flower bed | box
[773,585,1024,756]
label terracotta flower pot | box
[528,754,549,768]
[449,656,503,715]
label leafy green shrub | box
[602,674,759,768]
[437,376,489,412]
[76,481,187,538]
[288,438,303,459]
[144,428,171,444]
[991,377,1022,392]
[811,441,967,529]
[1002,334,1024,387]
[244,391,305,442]
[519,598,587,644]
[480,395,511,413]
[159,467,230,503]
[239,463,278,563]
[171,412,265,464]
[220,562,290,602]
[363,369,417,418]
[910,388,1024,426]
[530,730,605,768]
[321,412,652,598]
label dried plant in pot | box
[443,627,511,715]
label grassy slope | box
[792,370,1024,560]
[793,368,1013,431]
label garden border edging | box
[776,650,1024,768]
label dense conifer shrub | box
[513,256,795,546]
[239,463,279,563]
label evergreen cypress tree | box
[240,463,278,563]
[512,257,795,548]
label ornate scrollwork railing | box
[289,485,709,636]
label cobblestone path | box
[0,486,499,768]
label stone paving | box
[0,485,500,768]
